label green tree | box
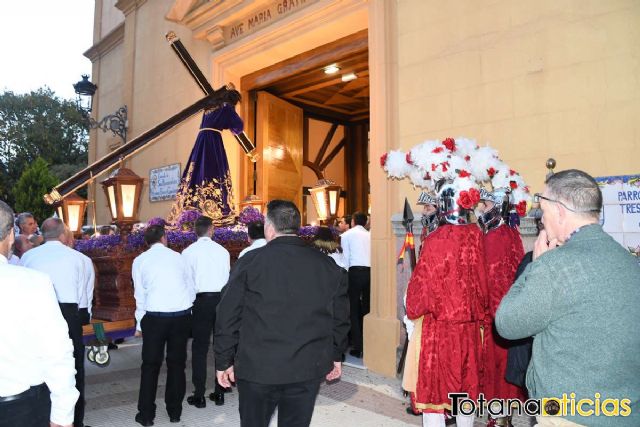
[0,88,88,205]
[13,157,59,222]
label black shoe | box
[406,407,420,416]
[209,391,224,406]
[134,413,154,426]
[169,416,180,423]
[349,350,363,358]
[187,394,206,408]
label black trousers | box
[191,293,223,397]
[138,313,191,420]
[0,384,50,427]
[59,303,85,427]
[79,307,90,326]
[237,378,322,427]
[348,267,370,353]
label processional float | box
[44,31,257,207]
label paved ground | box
[84,338,535,426]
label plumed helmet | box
[478,187,510,233]
[417,191,439,233]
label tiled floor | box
[84,338,535,426]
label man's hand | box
[325,361,342,381]
[533,229,559,260]
[134,330,142,338]
[50,422,73,427]
[216,366,235,388]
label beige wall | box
[396,0,640,198]
[100,0,124,39]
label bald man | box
[13,235,33,258]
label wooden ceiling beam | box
[241,29,368,91]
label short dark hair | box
[352,212,367,226]
[266,200,300,234]
[545,169,602,219]
[144,225,165,245]
[0,201,14,241]
[195,216,213,237]
[247,222,265,240]
[41,218,65,241]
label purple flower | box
[176,210,202,231]
[238,206,264,225]
[147,217,166,227]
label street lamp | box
[101,167,144,240]
[55,192,88,237]
[309,178,342,224]
[73,75,128,144]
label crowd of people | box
[0,198,370,427]
[1,168,638,427]
[403,169,640,427]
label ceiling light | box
[341,72,357,82]
[324,64,340,74]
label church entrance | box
[239,29,370,224]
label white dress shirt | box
[0,254,79,425]
[238,238,267,258]
[77,252,95,314]
[329,251,347,270]
[20,240,85,305]
[340,225,371,269]
[8,254,20,265]
[132,243,193,331]
[181,236,230,294]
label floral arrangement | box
[147,217,167,227]
[176,209,202,231]
[238,206,264,225]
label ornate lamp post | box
[73,74,128,144]
[55,193,88,238]
[101,167,144,241]
[309,178,342,225]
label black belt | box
[196,292,221,298]
[349,266,370,270]
[146,308,191,317]
[59,303,79,309]
[0,383,47,403]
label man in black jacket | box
[214,199,350,427]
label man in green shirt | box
[496,169,640,427]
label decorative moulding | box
[115,0,148,16]
[84,23,125,62]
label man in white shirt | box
[340,211,371,358]
[132,225,193,426]
[63,229,95,326]
[0,201,78,427]
[20,218,89,427]
[15,212,43,246]
[238,221,266,258]
[182,216,230,408]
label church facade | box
[86,0,640,376]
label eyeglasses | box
[533,193,600,213]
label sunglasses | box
[533,193,600,213]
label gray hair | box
[16,212,34,227]
[41,218,66,241]
[0,201,15,241]
[545,169,602,219]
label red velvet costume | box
[482,224,526,402]
[406,224,488,413]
